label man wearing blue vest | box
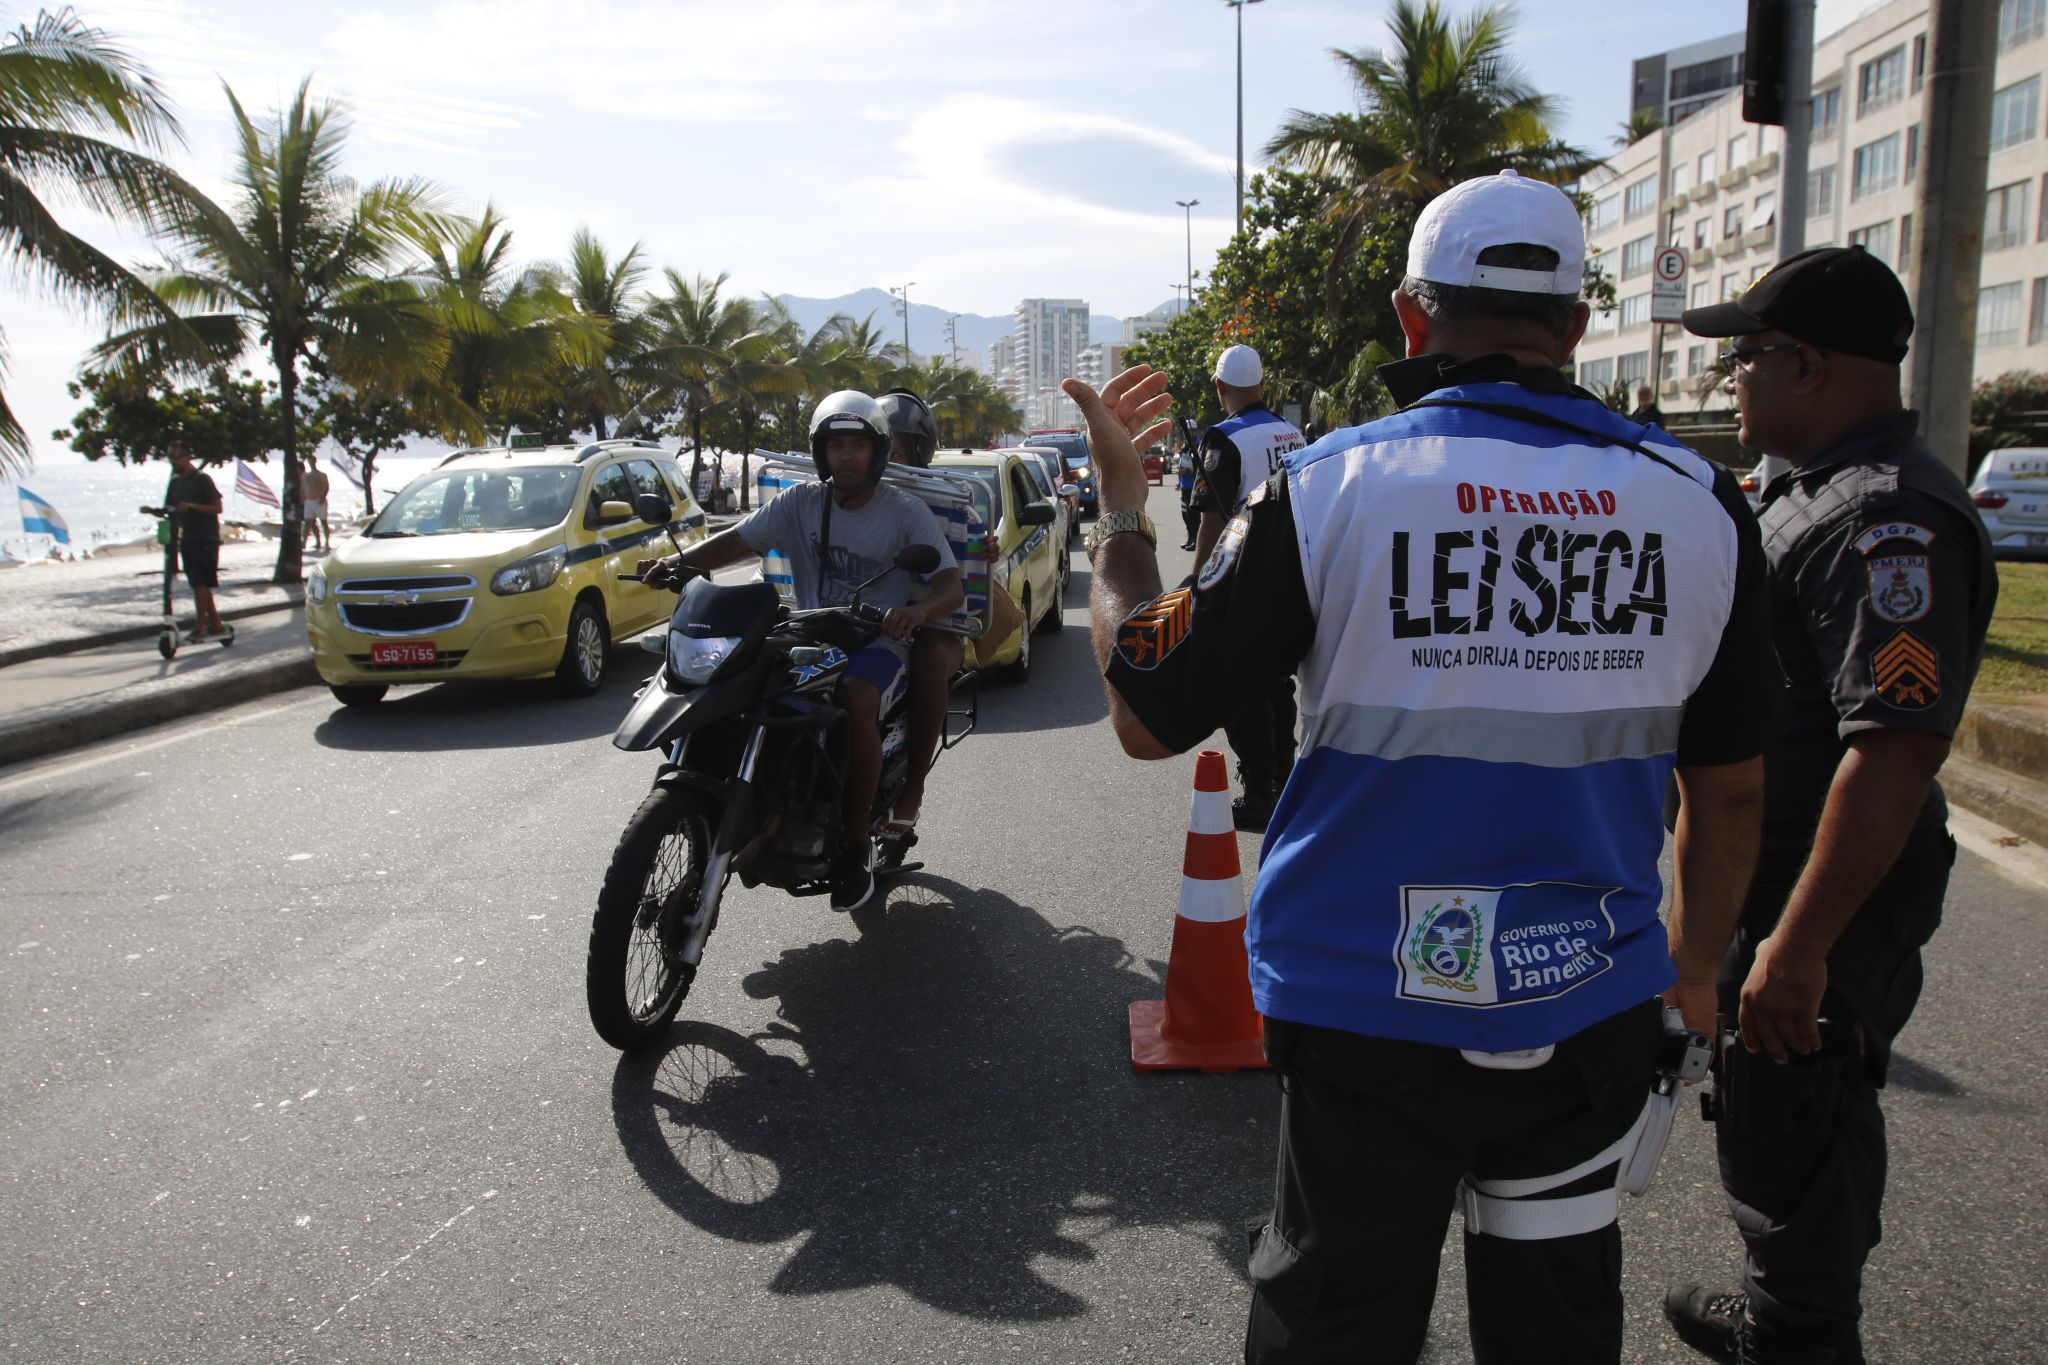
[1066,170,1772,1364]
[1194,345,1308,830]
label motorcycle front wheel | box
[587,784,717,1050]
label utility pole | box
[1907,0,1997,477]
[1225,0,1265,236]
[944,315,959,365]
[889,282,916,360]
[1176,199,1199,308]
[1773,0,1814,261]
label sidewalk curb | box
[1948,702,2048,845]
[0,652,318,768]
[0,592,304,669]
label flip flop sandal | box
[876,806,920,840]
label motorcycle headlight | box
[490,543,567,595]
[307,566,328,603]
[668,630,742,683]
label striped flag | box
[328,448,365,489]
[17,487,70,544]
[235,459,281,509]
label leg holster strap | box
[1458,1097,1653,1241]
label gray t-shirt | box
[737,481,957,615]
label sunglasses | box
[1716,342,1804,370]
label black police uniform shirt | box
[1195,405,1305,517]
[1102,354,1772,1051]
[1756,409,1996,864]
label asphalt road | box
[2,483,2043,1364]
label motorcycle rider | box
[875,387,961,840]
[641,391,964,911]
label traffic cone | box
[1129,749,1269,1073]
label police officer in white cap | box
[1193,343,1307,829]
[1063,170,1773,1364]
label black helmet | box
[876,388,938,468]
[807,390,890,484]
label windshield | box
[369,466,581,536]
[1028,432,1089,466]
[937,466,1000,529]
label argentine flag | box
[18,488,70,545]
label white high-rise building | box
[1013,298,1092,406]
[1076,342,1126,391]
[1123,312,1173,344]
[1576,0,2048,418]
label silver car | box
[1967,445,2048,558]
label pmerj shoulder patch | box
[1115,587,1194,671]
[1872,628,1940,709]
[1867,554,1931,622]
[1196,515,1249,591]
[1853,521,1936,555]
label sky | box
[5,0,1882,470]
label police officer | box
[1067,170,1773,1365]
[1668,247,1996,1365]
[1193,344,1308,830]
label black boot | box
[1665,1285,1864,1365]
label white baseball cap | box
[1212,344,1263,387]
[1406,170,1585,296]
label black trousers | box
[1246,1004,1662,1364]
[1224,677,1298,794]
[1713,823,1955,1354]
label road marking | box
[0,692,323,795]
[303,1190,497,1340]
[1950,805,2048,894]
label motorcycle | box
[585,492,975,1051]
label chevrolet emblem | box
[381,590,419,606]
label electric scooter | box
[139,505,235,657]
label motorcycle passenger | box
[875,387,959,839]
[641,391,964,912]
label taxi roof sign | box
[507,432,546,450]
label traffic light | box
[1743,0,1791,126]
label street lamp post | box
[1224,0,1266,236]
[889,282,916,359]
[1170,283,1186,314]
[1175,198,1199,309]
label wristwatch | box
[1084,508,1157,562]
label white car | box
[1968,445,2048,558]
[1737,455,1789,516]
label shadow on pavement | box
[609,872,1271,1320]
[0,783,141,842]
[308,660,645,752]
[969,614,1109,737]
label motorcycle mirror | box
[634,492,680,552]
[895,543,941,574]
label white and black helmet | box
[808,390,890,484]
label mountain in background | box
[772,288,1182,363]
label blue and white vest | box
[1251,383,1741,1051]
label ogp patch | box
[1872,629,1940,709]
[1115,587,1193,670]
[1196,515,1248,591]
[1866,555,1931,622]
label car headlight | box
[490,543,567,595]
[307,567,328,603]
[668,630,742,684]
[1073,466,1092,480]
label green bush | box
[1970,370,2048,476]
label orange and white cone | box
[1129,749,1269,1072]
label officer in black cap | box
[1668,246,1996,1363]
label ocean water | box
[1,453,437,558]
[3,445,771,560]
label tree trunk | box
[272,345,305,585]
[740,408,755,510]
[688,405,704,498]
[362,452,378,517]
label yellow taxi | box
[306,438,708,705]
[932,449,1068,681]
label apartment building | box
[1576,0,2048,419]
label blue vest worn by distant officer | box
[1252,385,1741,1051]
[1198,405,1305,515]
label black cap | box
[1680,245,1914,362]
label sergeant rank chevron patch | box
[1117,588,1194,670]
[1872,629,1940,710]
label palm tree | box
[0,8,208,474]
[1263,0,1598,310]
[633,270,764,493]
[556,227,647,439]
[409,206,607,434]
[89,79,448,583]
[1614,108,1663,150]
[823,311,909,390]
